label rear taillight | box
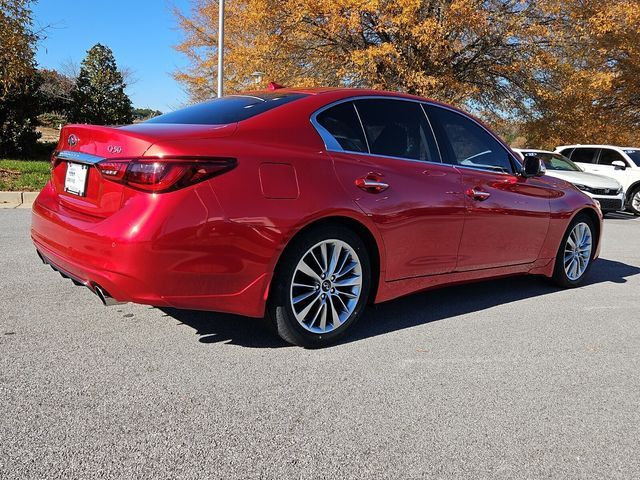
[96,157,237,192]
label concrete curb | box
[0,191,37,209]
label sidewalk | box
[0,192,38,209]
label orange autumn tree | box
[174,0,640,147]
[523,0,640,148]
[175,1,551,110]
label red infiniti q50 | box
[32,88,602,347]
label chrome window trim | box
[310,108,349,152]
[329,148,453,169]
[309,95,520,175]
[56,150,105,165]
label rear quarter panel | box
[144,123,387,309]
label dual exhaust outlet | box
[37,249,123,307]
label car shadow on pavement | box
[341,258,640,346]
[161,258,640,348]
[160,307,287,348]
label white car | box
[514,149,625,213]
[555,145,640,215]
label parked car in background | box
[31,88,602,347]
[555,145,640,215]
[514,148,624,214]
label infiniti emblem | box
[67,134,79,146]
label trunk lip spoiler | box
[56,150,105,165]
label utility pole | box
[217,0,225,97]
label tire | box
[551,213,596,288]
[267,225,371,347]
[626,186,640,216]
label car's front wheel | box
[551,214,595,287]
[627,186,640,216]
[267,225,371,347]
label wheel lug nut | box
[331,288,335,293]
[321,273,326,279]
[331,275,335,281]
[321,294,326,299]
[315,284,320,290]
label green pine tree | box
[71,44,133,125]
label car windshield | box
[524,152,581,171]
[623,149,640,166]
[145,93,307,125]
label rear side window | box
[146,93,307,125]
[315,102,368,153]
[354,99,440,162]
[571,148,598,164]
[598,149,628,166]
[425,105,513,173]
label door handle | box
[355,177,389,193]
[466,187,491,201]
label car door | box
[569,147,600,173]
[314,98,466,280]
[425,104,552,271]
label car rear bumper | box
[31,182,273,318]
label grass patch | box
[0,159,51,191]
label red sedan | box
[32,88,602,347]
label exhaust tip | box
[93,285,122,306]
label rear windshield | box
[146,93,307,125]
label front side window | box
[599,149,628,166]
[353,99,440,162]
[146,93,307,125]
[315,102,368,153]
[425,105,513,173]
[570,148,599,164]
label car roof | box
[513,148,555,154]
[556,144,640,150]
[241,86,435,102]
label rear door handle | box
[466,188,491,201]
[355,177,389,193]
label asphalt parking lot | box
[1,209,640,479]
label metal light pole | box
[217,0,225,97]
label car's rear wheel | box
[627,186,640,216]
[551,214,595,287]
[267,225,371,347]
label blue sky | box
[33,0,194,112]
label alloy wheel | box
[563,222,592,281]
[290,239,362,334]
[632,191,640,212]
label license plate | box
[64,162,89,197]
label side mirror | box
[522,155,546,178]
[612,160,627,170]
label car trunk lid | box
[51,123,236,218]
